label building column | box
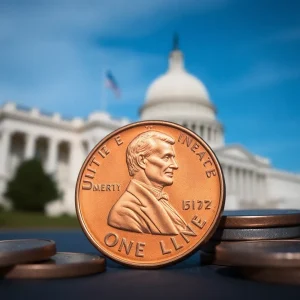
[227,166,232,194]
[24,134,36,160]
[0,130,11,176]
[260,174,266,203]
[46,138,59,174]
[249,170,254,204]
[235,168,240,204]
[239,169,244,204]
[202,126,207,141]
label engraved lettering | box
[114,135,123,146]
[89,156,100,167]
[195,151,206,161]
[178,132,185,143]
[205,200,212,210]
[118,238,133,255]
[98,145,110,158]
[104,233,119,247]
[184,136,193,147]
[198,200,203,210]
[135,242,146,257]
[82,180,92,190]
[93,184,99,191]
[182,200,211,210]
[171,237,183,251]
[92,183,121,192]
[160,240,171,255]
[192,216,206,229]
[203,158,212,168]
[85,167,96,179]
[206,169,216,178]
[180,225,197,243]
[191,142,200,152]
[178,133,193,147]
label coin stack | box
[200,209,300,285]
[0,239,105,279]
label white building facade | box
[1,42,300,215]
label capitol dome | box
[145,52,211,107]
[140,34,224,148]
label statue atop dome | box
[173,32,179,51]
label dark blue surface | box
[1,230,300,300]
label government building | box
[1,40,300,215]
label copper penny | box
[220,209,300,229]
[76,120,225,268]
[0,252,106,279]
[211,240,300,267]
[0,239,56,267]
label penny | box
[237,267,300,286]
[211,240,300,267]
[0,252,106,279]
[0,239,56,267]
[212,225,300,241]
[220,209,300,229]
[76,120,225,268]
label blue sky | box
[1,0,300,172]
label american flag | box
[105,70,121,98]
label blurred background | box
[0,0,299,229]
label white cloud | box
[0,0,230,118]
[220,62,300,94]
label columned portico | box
[0,130,11,176]
[46,138,59,174]
[24,133,36,160]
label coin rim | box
[219,210,300,229]
[212,225,300,241]
[75,120,225,268]
[212,240,300,267]
[1,252,106,279]
[0,239,56,267]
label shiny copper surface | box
[211,240,300,267]
[220,209,300,228]
[0,239,56,267]
[76,121,225,268]
[0,252,106,279]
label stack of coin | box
[209,240,300,285]
[0,239,106,279]
[200,209,300,285]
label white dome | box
[145,50,211,106]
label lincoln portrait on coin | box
[107,130,187,235]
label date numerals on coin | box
[182,200,211,211]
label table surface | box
[1,230,300,300]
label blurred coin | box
[212,240,300,267]
[212,225,300,241]
[0,239,56,267]
[237,267,300,285]
[76,121,225,268]
[220,209,300,229]
[0,252,106,279]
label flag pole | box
[100,68,107,111]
